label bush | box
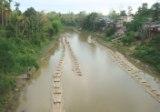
[15,54,38,73]
[103,35,114,42]
[0,39,15,73]
[134,36,160,71]
[126,16,148,32]
[121,31,135,45]
[0,75,15,112]
[0,35,45,111]
[0,75,15,95]
[52,19,62,34]
[105,27,116,37]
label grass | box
[0,34,59,112]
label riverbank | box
[84,30,159,77]
[1,32,62,112]
[100,38,159,76]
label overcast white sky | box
[12,0,159,14]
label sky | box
[12,0,159,14]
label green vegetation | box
[126,3,151,32]
[121,31,136,45]
[77,2,160,73]
[82,13,99,31]
[123,2,160,72]
[0,0,160,111]
[52,19,62,34]
[105,27,116,37]
[60,11,87,27]
[88,2,160,73]
[134,35,160,71]
[108,10,119,22]
[0,1,62,111]
[82,12,107,31]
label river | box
[16,31,160,112]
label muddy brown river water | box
[16,31,160,112]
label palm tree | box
[152,2,160,21]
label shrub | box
[105,27,116,37]
[134,36,160,71]
[52,19,62,34]
[121,31,135,45]
[0,75,15,95]
[103,35,114,42]
[0,39,15,73]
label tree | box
[151,2,160,21]
[52,19,62,34]
[14,2,20,11]
[126,3,150,32]
[82,12,99,31]
[142,3,148,10]
[0,39,14,72]
[108,10,119,21]
[23,7,38,38]
[0,0,11,26]
[60,12,77,26]
[120,10,127,16]
[136,3,150,17]
[105,26,116,37]
[77,11,86,26]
